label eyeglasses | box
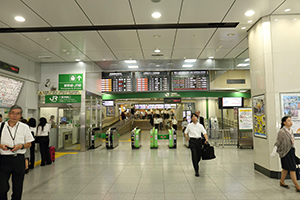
[9,112,21,116]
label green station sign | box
[58,74,83,90]
[45,95,81,103]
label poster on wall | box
[106,106,115,116]
[253,95,266,138]
[238,108,253,130]
[280,93,300,138]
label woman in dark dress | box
[271,116,300,192]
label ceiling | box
[0,0,298,71]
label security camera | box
[45,79,51,87]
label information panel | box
[171,71,209,91]
[101,72,132,92]
[135,72,169,92]
[0,75,23,108]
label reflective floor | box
[16,131,300,200]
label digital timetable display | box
[135,72,169,92]
[171,71,209,91]
[101,72,132,92]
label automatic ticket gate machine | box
[168,128,177,149]
[131,127,141,149]
[106,127,119,149]
[150,127,158,149]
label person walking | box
[36,117,52,166]
[0,105,34,200]
[185,113,208,177]
[195,110,205,127]
[181,117,188,137]
[270,116,300,192]
[27,118,37,169]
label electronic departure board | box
[102,72,132,92]
[135,72,169,92]
[171,71,209,91]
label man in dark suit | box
[195,110,205,127]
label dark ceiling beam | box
[0,22,239,33]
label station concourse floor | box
[16,130,300,200]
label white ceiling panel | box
[174,29,216,49]
[272,0,300,14]
[0,33,49,53]
[0,21,9,28]
[143,49,172,60]
[172,49,202,59]
[76,0,134,25]
[113,50,144,60]
[25,52,65,62]
[99,30,141,50]
[61,31,111,52]
[22,0,92,26]
[224,0,285,24]
[138,30,176,49]
[180,0,235,23]
[130,0,182,24]
[83,51,116,61]
[0,1,49,27]
[52,51,91,62]
[224,37,248,58]
[23,32,80,53]
[199,48,229,59]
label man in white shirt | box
[185,113,208,177]
[0,105,34,200]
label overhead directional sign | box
[45,95,81,103]
[59,74,83,90]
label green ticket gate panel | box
[169,128,177,149]
[154,129,158,148]
[131,127,141,149]
[150,128,158,149]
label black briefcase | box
[202,143,216,160]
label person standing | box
[172,116,178,131]
[270,116,300,192]
[185,113,208,177]
[181,117,188,136]
[27,118,36,169]
[0,105,34,200]
[195,110,205,127]
[49,115,56,128]
[36,117,52,166]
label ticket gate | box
[106,127,119,149]
[131,127,141,149]
[150,127,158,149]
[168,128,177,149]
[89,127,102,149]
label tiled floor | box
[15,131,300,200]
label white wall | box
[210,70,251,90]
[195,99,207,118]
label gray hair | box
[9,105,23,114]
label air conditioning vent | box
[227,79,245,84]
[38,56,52,59]
[151,53,164,57]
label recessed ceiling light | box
[152,12,161,18]
[156,65,160,67]
[294,18,297,21]
[184,59,197,63]
[182,64,193,68]
[244,58,250,62]
[124,60,136,64]
[75,59,81,62]
[154,49,161,53]
[274,19,278,21]
[14,16,25,22]
[284,8,291,12]
[227,33,235,36]
[103,59,106,61]
[247,20,253,23]
[62,49,67,52]
[44,37,52,41]
[128,65,139,68]
[245,10,255,17]
[153,34,161,38]
[241,27,246,30]
[208,56,214,59]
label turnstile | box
[89,127,102,149]
[106,127,119,149]
[150,128,158,149]
[131,127,141,149]
[168,128,177,149]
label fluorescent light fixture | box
[182,64,193,68]
[154,49,161,53]
[284,8,291,12]
[14,16,25,22]
[128,65,139,68]
[241,27,246,30]
[124,60,136,64]
[247,20,253,23]
[245,10,255,17]
[208,56,214,59]
[244,58,250,62]
[152,12,161,18]
[75,59,81,62]
[184,59,197,63]
[156,65,160,67]
[237,63,250,67]
[239,90,247,92]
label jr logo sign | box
[49,96,58,102]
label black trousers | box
[172,124,177,130]
[38,136,51,165]
[0,154,25,200]
[29,141,35,168]
[189,138,202,172]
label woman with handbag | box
[270,116,300,192]
[36,117,52,166]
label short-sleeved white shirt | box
[184,122,207,138]
[29,127,37,137]
[0,121,34,155]
[36,123,51,137]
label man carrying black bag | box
[185,113,208,177]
